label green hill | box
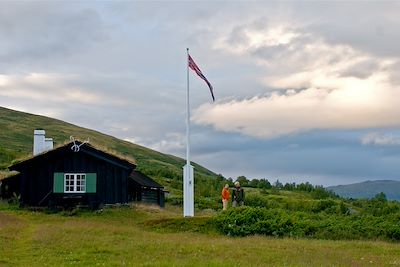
[327,180,400,200]
[0,106,217,194]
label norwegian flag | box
[188,54,215,102]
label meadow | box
[2,107,400,266]
[1,202,400,267]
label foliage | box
[210,187,400,241]
[213,206,400,241]
[8,192,21,205]
[236,175,249,186]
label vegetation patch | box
[145,216,217,234]
[213,205,400,241]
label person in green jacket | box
[232,181,244,207]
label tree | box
[283,182,296,191]
[296,182,314,192]
[273,179,283,189]
[373,192,387,202]
[248,179,260,188]
[227,177,234,186]
[236,176,249,187]
[216,174,224,183]
[258,179,272,189]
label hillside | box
[0,106,217,193]
[327,180,400,200]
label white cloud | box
[0,73,127,105]
[193,24,400,139]
[361,133,400,146]
[214,24,301,55]
[193,75,399,139]
[147,132,185,153]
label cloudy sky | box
[1,1,400,186]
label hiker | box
[221,184,230,210]
[232,181,244,207]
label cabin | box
[129,170,165,207]
[1,130,165,208]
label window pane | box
[64,173,88,193]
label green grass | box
[1,203,400,266]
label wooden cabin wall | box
[18,149,131,207]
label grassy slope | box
[1,204,400,267]
[0,106,216,189]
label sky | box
[1,1,400,186]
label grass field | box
[2,106,400,265]
[1,203,400,267]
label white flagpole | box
[184,48,194,217]
[186,48,190,174]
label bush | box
[166,196,183,206]
[245,194,269,208]
[213,206,400,241]
[195,196,220,210]
[214,207,298,237]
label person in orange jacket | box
[221,184,230,210]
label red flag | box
[188,54,215,101]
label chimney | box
[33,129,53,156]
[45,137,54,151]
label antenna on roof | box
[70,136,90,152]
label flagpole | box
[186,48,190,169]
[184,48,194,217]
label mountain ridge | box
[327,180,400,200]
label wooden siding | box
[12,144,134,207]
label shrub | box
[213,206,400,241]
[245,194,269,208]
[195,196,220,210]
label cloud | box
[361,133,400,146]
[2,2,400,185]
[194,23,400,139]
[0,3,107,69]
[0,73,124,105]
[146,132,186,154]
[193,74,399,139]
[191,129,400,185]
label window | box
[64,173,86,193]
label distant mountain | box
[327,180,400,200]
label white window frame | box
[64,173,86,193]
